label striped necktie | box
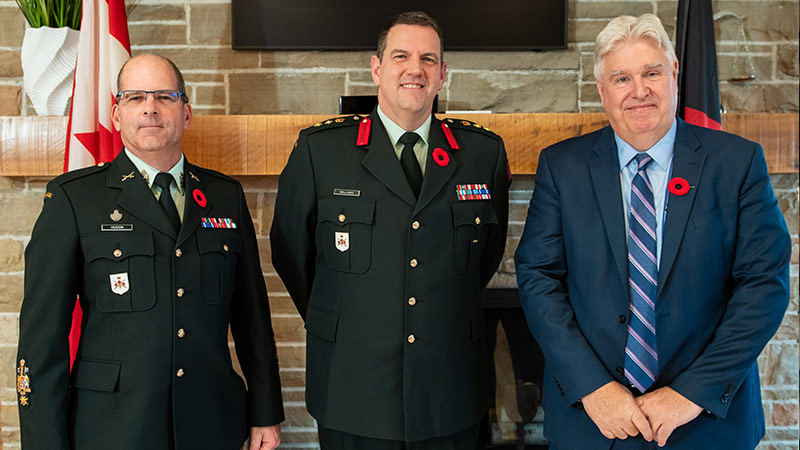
[624,153,659,392]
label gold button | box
[411,221,420,230]
[338,214,346,223]
[175,248,182,258]
[223,244,229,252]
[113,249,122,257]
[409,258,418,268]
[407,334,416,344]
[176,368,184,377]
[177,328,185,338]
[474,217,482,225]
[408,297,417,306]
[177,288,185,298]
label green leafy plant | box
[15,0,82,30]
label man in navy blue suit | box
[515,14,790,450]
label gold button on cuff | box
[176,288,185,298]
[474,217,482,225]
[409,259,418,268]
[175,248,182,258]
[338,214,346,223]
[177,328,185,338]
[411,221,420,230]
[113,249,122,258]
[408,297,417,306]
[176,368,184,377]
[223,244,229,252]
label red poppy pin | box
[193,189,207,207]
[668,177,690,196]
[432,148,450,167]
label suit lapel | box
[360,112,417,207]
[589,127,629,290]
[177,162,211,247]
[414,117,458,215]
[109,152,178,240]
[657,121,705,297]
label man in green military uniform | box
[270,11,510,450]
[17,54,283,450]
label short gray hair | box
[593,14,676,81]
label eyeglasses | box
[115,90,187,105]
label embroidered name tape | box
[201,217,237,229]
[456,184,491,200]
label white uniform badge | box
[335,232,350,252]
[110,272,129,295]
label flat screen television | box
[232,1,567,51]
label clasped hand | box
[582,382,702,447]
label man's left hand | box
[636,387,703,447]
[249,425,281,450]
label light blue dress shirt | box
[125,148,186,221]
[616,119,677,268]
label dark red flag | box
[675,0,722,130]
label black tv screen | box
[232,1,567,51]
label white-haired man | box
[515,13,790,450]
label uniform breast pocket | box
[197,232,242,304]
[317,197,375,274]
[82,232,156,312]
[451,201,498,274]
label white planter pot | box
[21,25,80,116]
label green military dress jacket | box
[17,151,283,450]
[270,111,510,442]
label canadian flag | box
[65,0,131,366]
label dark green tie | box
[154,172,181,233]
[399,132,423,198]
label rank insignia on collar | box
[110,272,129,295]
[17,359,31,407]
[179,172,185,188]
[456,184,491,200]
[121,171,135,182]
[110,209,123,222]
[140,170,150,184]
[201,217,237,229]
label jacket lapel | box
[109,152,178,240]
[360,111,417,207]
[588,127,629,290]
[413,117,458,215]
[177,162,211,247]
[657,120,705,297]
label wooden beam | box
[1,113,797,176]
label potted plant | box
[16,0,82,115]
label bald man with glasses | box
[17,54,284,450]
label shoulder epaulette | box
[55,162,110,185]
[443,117,501,140]
[305,115,364,134]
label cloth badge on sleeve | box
[110,273,129,295]
[456,184,491,200]
[201,218,237,229]
[17,359,31,407]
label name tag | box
[101,224,134,231]
[333,188,361,197]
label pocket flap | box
[451,201,498,227]
[197,231,242,255]
[72,359,121,392]
[305,306,339,342]
[82,232,154,262]
[318,197,375,226]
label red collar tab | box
[356,117,371,146]
[441,122,460,150]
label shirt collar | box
[124,148,185,193]
[377,105,432,148]
[616,118,677,172]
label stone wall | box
[0,0,797,448]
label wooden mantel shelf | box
[1,113,797,176]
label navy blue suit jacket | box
[515,119,790,450]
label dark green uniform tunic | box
[270,111,510,442]
[17,151,284,450]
